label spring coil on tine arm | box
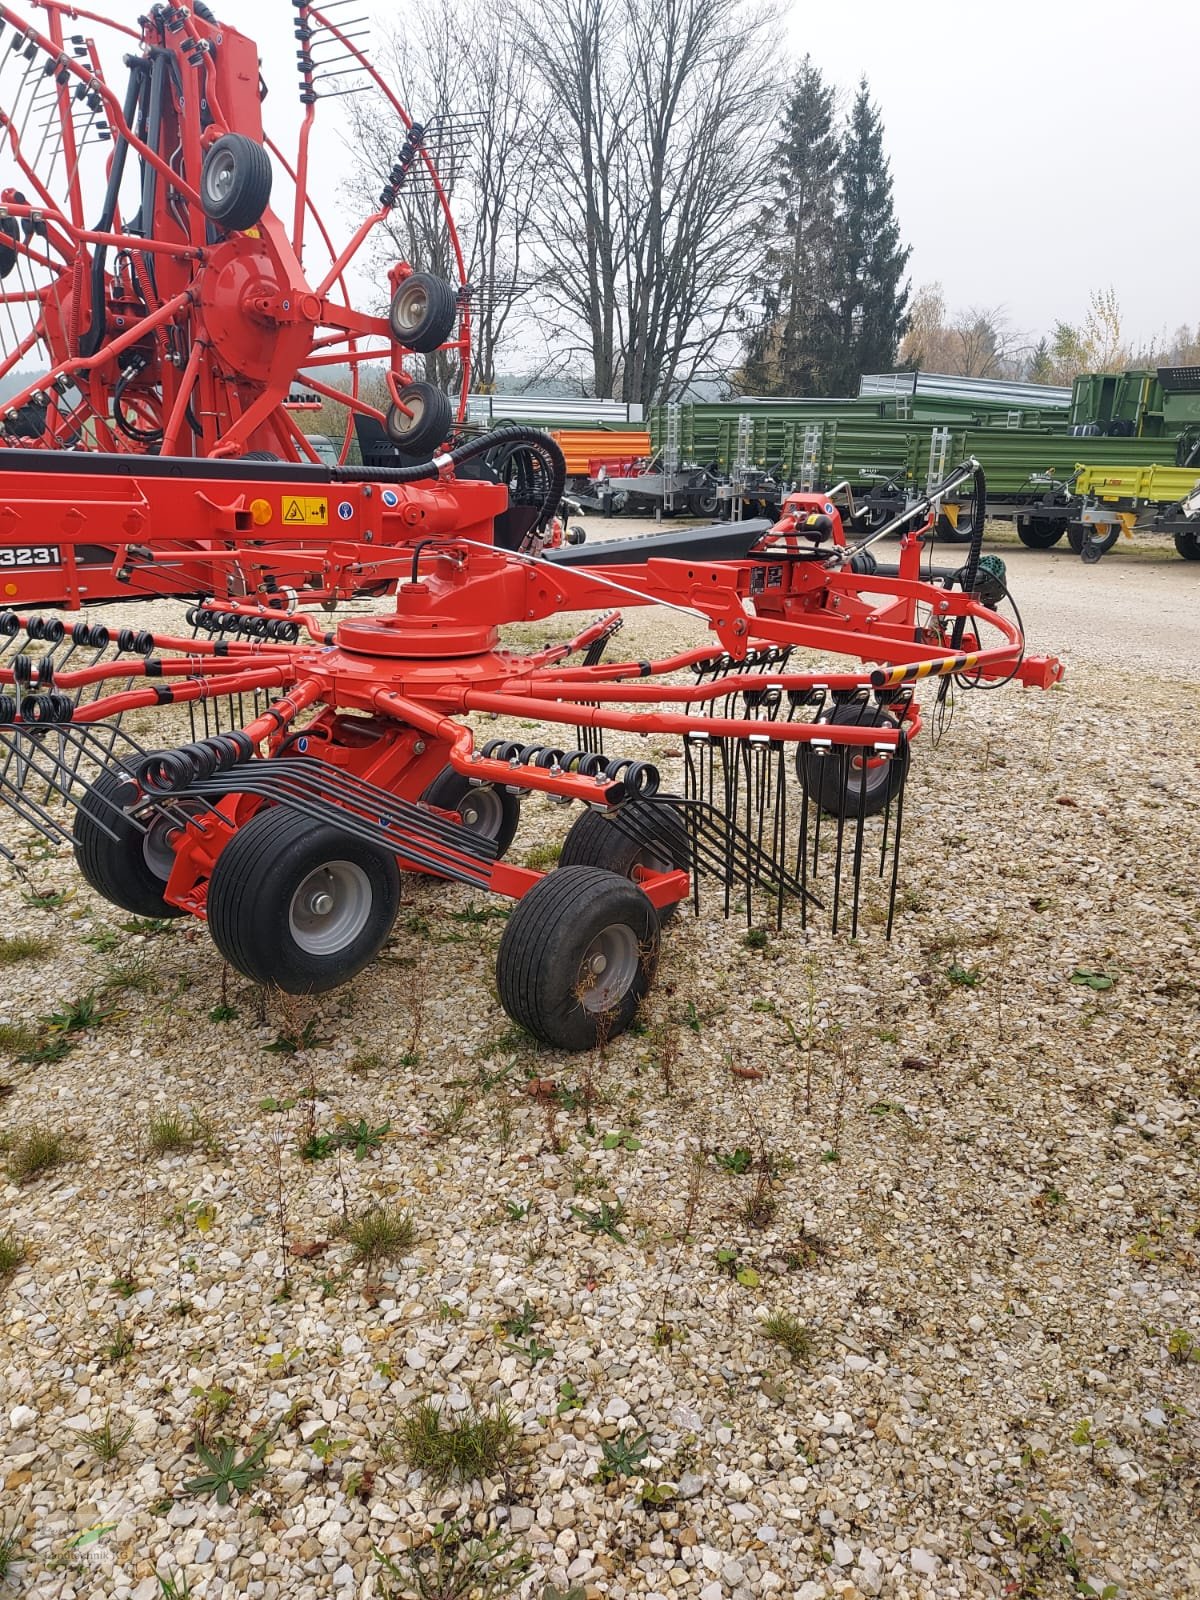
[478,739,660,797]
[136,730,254,794]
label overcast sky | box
[240,0,1197,350]
[783,0,1198,348]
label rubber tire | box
[687,490,719,517]
[206,808,400,994]
[1080,525,1120,563]
[0,216,18,279]
[200,134,272,232]
[935,512,974,543]
[385,382,453,454]
[388,273,458,353]
[796,702,909,819]
[1016,517,1066,550]
[73,760,188,919]
[420,765,521,861]
[240,450,281,462]
[1066,522,1086,555]
[557,800,691,922]
[496,865,659,1051]
[1174,528,1200,561]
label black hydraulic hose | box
[79,59,148,359]
[331,425,567,531]
[951,466,987,650]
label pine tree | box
[738,57,840,395]
[825,78,910,395]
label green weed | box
[398,1400,519,1488]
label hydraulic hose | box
[330,425,567,531]
[950,465,987,650]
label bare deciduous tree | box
[518,0,782,404]
[347,0,550,390]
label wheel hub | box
[577,923,639,1013]
[289,859,373,955]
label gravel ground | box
[1,522,1197,1600]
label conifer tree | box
[825,78,910,394]
[739,55,840,395]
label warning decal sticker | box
[282,496,328,526]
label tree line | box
[901,284,1200,385]
[350,0,909,405]
[350,2,1191,405]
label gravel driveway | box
[0,523,1196,1600]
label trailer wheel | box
[1174,528,1200,561]
[558,800,690,922]
[207,808,399,993]
[73,759,190,919]
[385,381,453,454]
[687,489,719,517]
[1079,524,1121,564]
[200,134,272,231]
[796,702,909,819]
[1016,517,1066,549]
[420,765,521,861]
[496,866,659,1050]
[1066,522,1085,555]
[388,273,458,353]
[935,511,974,543]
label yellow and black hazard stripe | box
[869,653,981,689]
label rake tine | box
[885,736,907,940]
[830,748,848,934]
[849,748,870,939]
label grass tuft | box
[5,1125,72,1185]
[398,1399,519,1487]
[344,1203,415,1268]
[0,933,51,965]
[761,1310,813,1362]
[147,1111,197,1155]
[0,1231,27,1280]
[75,1410,134,1463]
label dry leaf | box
[288,1239,330,1260]
[730,1065,764,1080]
[1054,795,1078,807]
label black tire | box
[388,273,458,353]
[687,489,719,518]
[1016,517,1066,550]
[935,511,974,543]
[1066,522,1086,555]
[1079,524,1121,564]
[207,808,400,994]
[240,450,281,462]
[420,765,521,862]
[558,800,691,922]
[796,702,909,819]
[1174,528,1200,561]
[0,216,18,279]
[385,382,453,454]
[73,759,189,919]
[200,134,272,232]
[496,866,659,1051]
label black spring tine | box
[830,747,848,935]
[878,753,893,876]
[849,748,870,939]
[797,744,810,931]
[773,739,787,931]
[180,764,494,884]
[0,740,78,844]
[885,745,907,939]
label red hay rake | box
[0,5,1065,1051]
